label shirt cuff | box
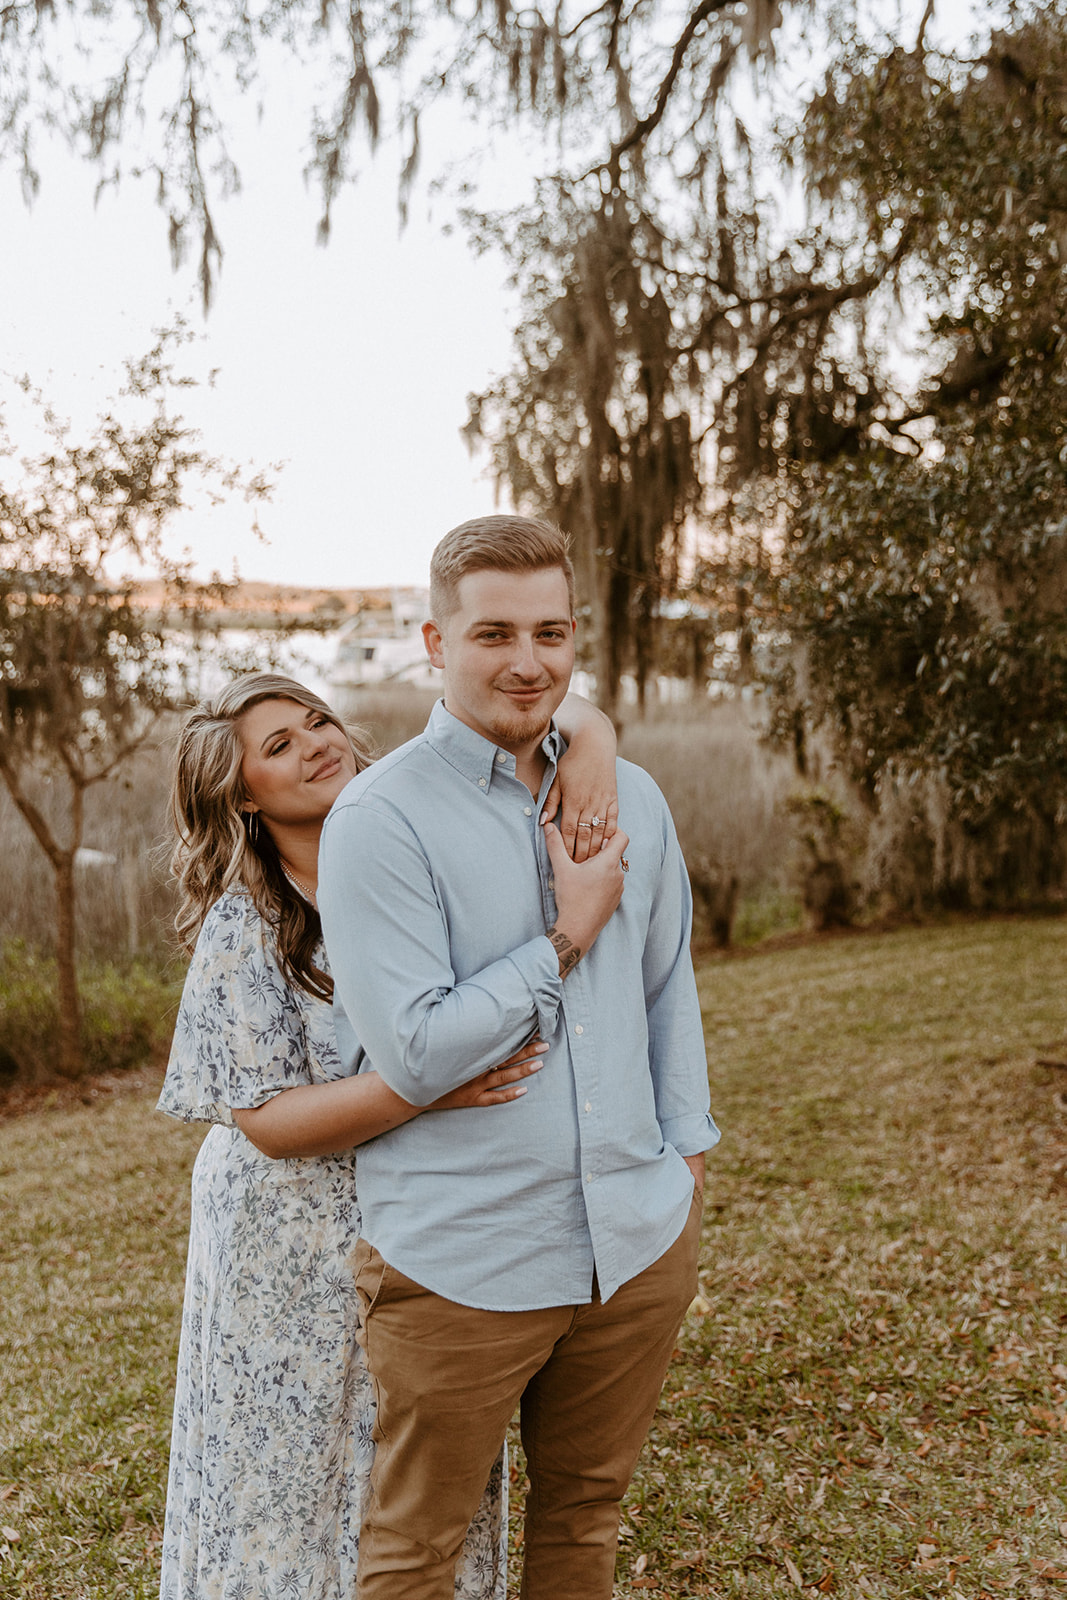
[503,936,563,1042]
[662,1111,722,1158]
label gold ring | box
[621,857,630,873]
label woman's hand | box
[544,693,619,862]
[429,1038,550,1110]
[231,1042,549,1157]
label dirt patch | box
[0,1063,166,1122]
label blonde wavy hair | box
[171,672,373,999]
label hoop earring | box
[247,812,260,846]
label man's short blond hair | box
[429,515,575,622]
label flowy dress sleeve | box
[157,890,315,1125]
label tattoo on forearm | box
[547,926,582,978]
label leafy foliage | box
[782,4,1067,904]
[0,940,181,1084]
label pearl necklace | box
[281,863,317,905]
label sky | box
[0,0,990,594]
[1,79,520,591]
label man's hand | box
[684,1152,706,1201]
[543,821,630,977]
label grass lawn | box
[2,917,1066,1597]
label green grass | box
[2,917,1067,1597]
[0,1080,204,1597]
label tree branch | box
[0,747,65,871]
[595,0,741,177]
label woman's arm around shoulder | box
[545,691,619,862]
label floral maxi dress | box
[157,891,507,1600]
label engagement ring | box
[590,815,603,827]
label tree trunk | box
[575,514,621,724]
[53,851,84,1079]
[0,751,86,1077]
[736,584,754,687]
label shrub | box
[784,788,865,930]
[0,941,183,1085]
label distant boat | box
[327,587,438,690]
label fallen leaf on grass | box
[1031,1558,1067,1578]
[634,1553,648,1576]
[0,1488,15,1502]
[2,1526,19,1542]
[915,1438,933,1458]
[784,1555,803,1588]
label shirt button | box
[496,752,508,765]
[584,1100,592,1113]
[574,1024,584,1036]
[478,777,487,787]
[523,806,532,816]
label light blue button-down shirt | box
[318,699,719,1309]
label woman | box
[157,672,618,1600]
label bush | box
[0,941,183,1085]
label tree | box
[0,328,270,1076]
[0,0,791,306]
[1,0,831,714]
[464,194,703,719]
[460,1,951,713]
[5,0,1035,737]
[778,4,1067,904]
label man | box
[318,515,719,1600]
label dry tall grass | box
[0,737,180,962]
[621,698,799,942]
[0,688,806,970]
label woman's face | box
[238,697,358,829]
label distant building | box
[328,588,438,690]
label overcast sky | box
[1,81,519,591]
[1,0,988,593]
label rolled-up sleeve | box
[642,808,721,1159]
[319,795,562,1105]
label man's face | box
[422,566,576,756]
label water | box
[175,627,344,706]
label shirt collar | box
[426,697,563,790]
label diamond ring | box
[590,815,603,827]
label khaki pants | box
[352,1189,701,1600]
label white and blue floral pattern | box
[158,890,507,1600]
